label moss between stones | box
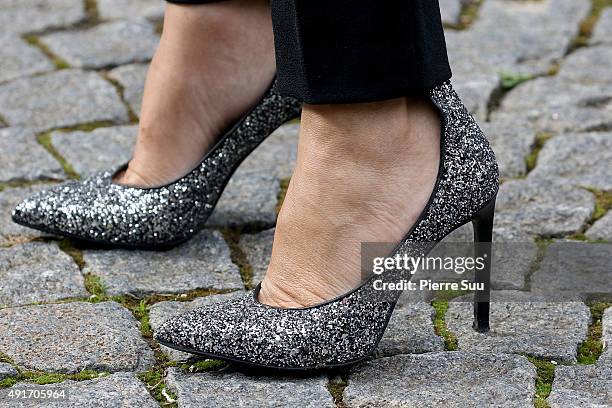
[431,290,467,351]
[457,0,485,29]
[36,131,80,180]
[84,0,100,24]
[220,228,254,290]
[0,370,104,389]
[137,369,178,408]
[36,122,117,180]
[178,359,228,373]
[577,301,612,365]
[327,375,348,408]
[58,238,86,269]
[0,180,60,192]
[566,189,612,240]
[500,71,534,90]
[276,177,291,216]
[525,132,554,173]
[573,0,612,49]
[523,237,552,291]
[101,73,139,124]
[83,273,107,302]
[588,189,612,223]
[0,352,14,366]
[527,356,555,408]
[22,35,70,70]
[153,19,164,36]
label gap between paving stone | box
[576,302,612,365]
[567,0,612,51]
[0,128,65,184]
[106,63,149,118]
[21,34,70,70]
[49,125,137,176]
[101,72,140,123]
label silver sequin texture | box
[155,81,500,369]
[12,82,301,248]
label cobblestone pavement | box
[0,0,611,407]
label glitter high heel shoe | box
[12,80,301,249]
[154,81,499,369]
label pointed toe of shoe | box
[11,178,102,239]
[12,189,58,231]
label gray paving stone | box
[0,301,154,374]
[0,242,87,308]
[149,292,245,361]
[530,132,612,191]
[206,172,280,228]
[0,127,63,183]
[493,46,612,135]
[474,0,590,76]
[481,120,535,179]
[207,124,298,227]
[0,70,128,130]
[98,0,166,21]
[531,241,612,299]
[602,307,612,363]
[51,125,137,176]
[494,79,612,135]
[0,372,159,408]
[0,363,17,381]
[440,0,462,25]
[107,63,148,116]
[446,0,590,120]
[556,45,612,85]
[166,367,335,408]
[238,228,274,284]
[548,364,612,408]
[495,178,594,236]
[344,352,536,408]
[0,0,85,34]
[0,34,54,84]
[376,299,444,357]
[82,230,242,296]
[40,20,159,69]
[0,184,50,245]
[592,8,612,45]
[447,291,590,362]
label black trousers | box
[167,0,451,104]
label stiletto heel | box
[155,80,500,370]
[472,195,496,333]
[12,79,301,249]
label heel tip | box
[472,321,490,333]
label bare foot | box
[258,96,441,308]
[115,0,275,187]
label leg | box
[259,0,451,307]
[116,0,275,186]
